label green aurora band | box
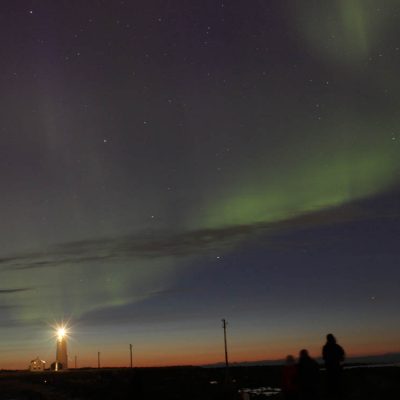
[200,137,398,229]
[2,0,400,341]
[294,0,398,65]
[195,0,400,229]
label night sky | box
[1,1,400,369]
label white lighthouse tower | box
[55,327,68,370]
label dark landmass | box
[0,365,399,399]
[203,352,400,367]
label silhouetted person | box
[282,355,299,400]
[297,349,320,400]
[322,333,345,395]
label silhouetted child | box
[297,349,320,400]
[282,355,299,400]
[322,333,345,396]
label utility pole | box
[74,355,77,369]
[129,344,133,368]
[97,351,101,369]
[222,318,229,381]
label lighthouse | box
[55,327,68,370]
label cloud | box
[0,194,398,272]
[0,288,32,294]
[0,318,42,328]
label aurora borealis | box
[0,1,399,369]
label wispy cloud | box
[0,288,32,294]
[0,198,398,272]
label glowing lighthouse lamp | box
[54,325,68,371]
[57,327,66,340]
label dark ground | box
[0,365,398,399]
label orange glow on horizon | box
[1,331,399,370]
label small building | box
[29,357,46,372]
